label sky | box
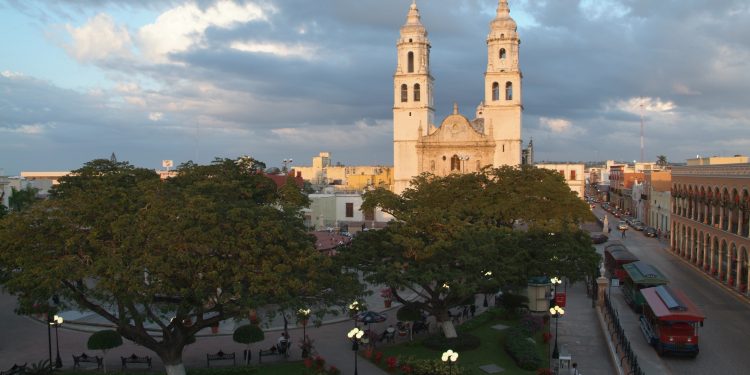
[1,0,749,175]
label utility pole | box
[640,98,645,163]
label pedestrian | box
[657,228,661,239]
[570,362,579,375]
[621,229,626,239]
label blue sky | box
[2,0,750,175]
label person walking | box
[621,229,626,239]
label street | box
[596,206,750,375]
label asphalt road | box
[595,206,750,375]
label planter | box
[384,299,392,308]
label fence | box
[602,293,645,375]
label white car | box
[617,221,628,231]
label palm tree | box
[656,155,668,168]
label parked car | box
[591,232,609,244]
[632,222,645,231]
[617,221,629,231]
[644,227,657,237]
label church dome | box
[400,1,427,38]
[489,0,518,37]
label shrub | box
[519,314,544,334]
[500,293,529,316]
[503,326,542,370]
[400,358,465,375]
[232,324,264,345]
[422,333,481,351]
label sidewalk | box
[553,282,615,375]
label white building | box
[303,192,393,232]
[393,0,523,193]
[536,163,586,199]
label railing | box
[602,293,645,375]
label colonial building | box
[536,163,585,199]
[293,152,393,192]
[393,0,523,193]
[670,156,750,294]
[643,170,671,232]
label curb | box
[595,306,625,375]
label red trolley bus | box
[639,285,705,357]
[603,241,638,281]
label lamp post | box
[47,314,53,367]
[298,308,311,357]
[347,327,368,375]
[550,276,561,308]
[549,305,565,371]
[282,158,293,173]
[441,349,459,375]
[483,271,493,307]
[348,301,362,327]
[51,314,64,368]
[457,154,470,173]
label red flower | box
[374,351,383,364]
[386,356,397,369]
[364,348,373,359]
[400,364,412,373]
[304,358,313,368]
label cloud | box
[0,124,48,134]
[673,83,701,96]
[612,97,677,115]
[148,112,164,121]
[230,41,319,60]
[1,70,24,78]
[137,0,272,63]
[540,117,572,133]
[63,13,133,62]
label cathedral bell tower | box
[484,0,522,167]
[393,0,434,194]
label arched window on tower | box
[451,155,461,171]
[499,48,506,59]
[407,52,414,73]
[400,84,408,102]
[492,82,499,101]
[414,83,421,102]
[505,82,513,100]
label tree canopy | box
[343,166,599,336]
[0,158,361,375]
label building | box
[393,0,523,193]
[536,163,585,199]
[303,193,392,232]
[643,170,671,232]
[670,157,750,294]
[293,152,394,192]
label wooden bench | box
[206,351,235,367]
[0,363,26,375]
[121,354,152,370]
[258,340,290,363]
[73,353,103,370]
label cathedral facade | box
[393,0,523,193]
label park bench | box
[121,354,152,370]
[72,353,103,370]
[206,350,235,367]
[258,340,290,363]
[0,363,26,375]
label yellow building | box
[293,152,394,191]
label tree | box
[87,330,123,373]
[233,324,264,365]
[656,155,668,167]
[8,185,40,212]
[343,166,598,337]
[0,203,7,219]
[0,158,362,375]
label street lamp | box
[457,154,470,172]
[550,276,562,307]
[347,327,369,375]
[441,349,459,375]
[348,301,362,327]
[549,306,565,367]
[482,271,493,307]
[298,308,311,356]
[51,315,64,368]
[282,158,293,173]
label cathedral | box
[393,0,524,193]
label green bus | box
[622,261,669,312]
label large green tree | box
[343,166,598,337]
[8,185,40,212]
[0,158,361,375]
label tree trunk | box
[441,320,458,338]
[165,364,186,375]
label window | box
[570,170,577,180]
[346,202,354,218]
[430,160,435,172]
[476,160,481,171]
[401,84,408,102]
[451,155,460,171]
[407,52,414,73]
[559,170,564,176]
[492,82,499,101]
[414,83,421,102]
[505,82,513,100]
[499,48,506,59]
